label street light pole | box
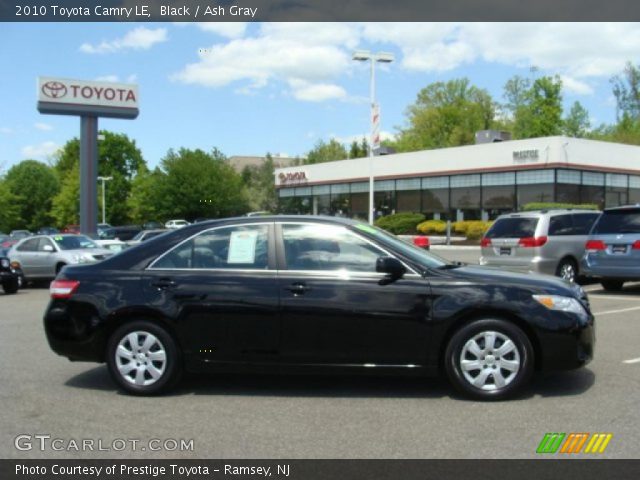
[97,176,113,224]
[352,50,394,224]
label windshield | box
[352,223,449,270]
[53,235,99,250]
[593,209,640,234]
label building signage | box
[278,171,308,185]
[513,149,539,163]
[37,76,139,119]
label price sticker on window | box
[227,231,259,264]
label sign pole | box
[79,116,98,235]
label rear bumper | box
[581,259,640,280]
[0,270,19,283]
[479,256,557,276]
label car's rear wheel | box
[601,280,624,291]
[556,258,577,283]
[106,321,182,395]
[445,318,534,400]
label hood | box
[445,264,580,297]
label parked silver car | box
[9,234,112,281]
[582,205,640,291]
[479,210,600,282]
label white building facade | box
[274,136,640,221]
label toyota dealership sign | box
[38,76,139,119]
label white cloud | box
[34,122,53,131]
[195,22,248,39]
[21,142,60,159]
[80,27,167,54]
[0,127,13,134]
[171,23,357,102]
[560,75,594,96]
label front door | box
[277,222,431,367]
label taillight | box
[50,279,80,299]
[585,240,606,252]
[518,236,547,248]
[633,240,640,250]
[480,237,491,247]
[413,236,430,248]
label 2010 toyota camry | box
[44,216,594,400]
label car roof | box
[496,209,599,218]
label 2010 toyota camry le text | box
[43,216,594,400]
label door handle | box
[288,282,310,295]
[151,278,177,290]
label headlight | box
[0,258,9,268]
[71,253,94,264]
[533,294,587,316]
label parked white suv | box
[164,219,190,229]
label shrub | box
[452,220,493,238]
[522,202,599,211]
[416,219,447,235]
[374,213,425,235]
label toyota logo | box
[41,81,67,99]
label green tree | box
[611,62,640,120]
[304,139,348,164]
[510,75,564,139]
[0,180,21,232]
[53,131,146,225]
[126,166,165,224]
[50,163,80,227]
[4,160,59,231]
[393,78,495,151]
[154,148,249,220]
[563,101,591,137]
[348,138,369,159]
[241,154,278,212]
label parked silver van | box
[479,210,600,282]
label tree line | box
[1,62,639,231]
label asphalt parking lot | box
[1,249,639,459]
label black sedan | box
[44,216,594,400]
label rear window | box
[485,217,539,239]
[593,209,640,234]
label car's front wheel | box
[2,278,19,294]
[445,318,534,400]
[106,321,182,395]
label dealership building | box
[274,136,640,221]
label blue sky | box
[1,22,638,172]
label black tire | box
[106,320,182,395]
[444,318,534,401]
[601,280,624,291]
[2,279,19,294]
[556,258,578,283]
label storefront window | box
[605,173,628,207]
[422,189,449,219]
[396,190,421,213]
[630,176,640,204]
[350,192,369,220]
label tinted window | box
[17,238,39,252]
[571,213,600,235]
[548,215,574,236]
[282,224,385,272]
[593,209,640,234]
[485,218,539,238]
[152,224,269,270]
[54,235,98,250]
[38,238,55,251]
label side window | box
[282,223,386,272]
[151,225,269,270]
[548,215,574,236]
[17,238,39,252]
[38,238,54,251]
[571,213,599,235]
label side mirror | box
[42,244,54,253]
[376,256,406,283]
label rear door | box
[142,222,280,367]
[276,222,431,366]
[12,238,40,277]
